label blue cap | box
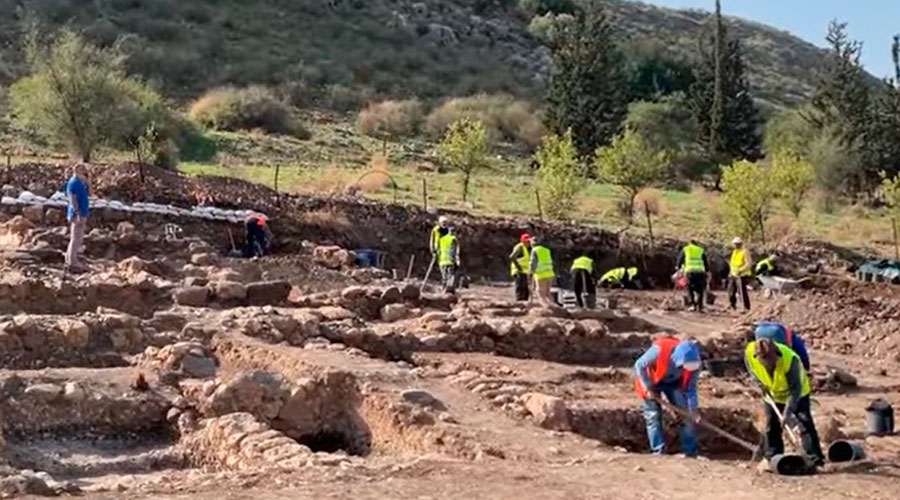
[672,340,701,366]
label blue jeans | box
[641,385,698,456]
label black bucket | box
[866,399,895,436]
[770,454,816,476]
[827,440,866,463]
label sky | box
[643,0,900,79]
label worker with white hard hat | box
[728,236,752,311]
[430,215,450,256]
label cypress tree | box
[544,9,629,158]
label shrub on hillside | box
[518,0,578,16]
[189,86,309,138]
[425,94,544,149]
[356,99,424,139]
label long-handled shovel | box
[660,399,757,454]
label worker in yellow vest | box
[437,226,460,294]
[508,233,533,302]
[599,267,640,289]
[676,239,710,312]
[570,254,595,308]
[429,216,450,256]
[529,237,556,306]
[744,338,825,467]
[728,237,752,311]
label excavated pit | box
[568,404,760,457]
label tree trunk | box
[462,172,470,202]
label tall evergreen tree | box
[544,9,629,158]
[803,21,873,195]
[688,1,762,186]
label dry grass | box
[356,99,424,139]
[635,188,664,216]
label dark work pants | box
[573,269,596,308]
[686,272,706,311]
[728,276,751,310]
[514,273,530,302]
[763,396,824,462]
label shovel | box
[659,399,757,454]
[763,394,817,476]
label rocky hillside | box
[0,0,832,108]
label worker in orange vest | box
[634,335,703,456]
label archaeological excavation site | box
[0,163,897,499]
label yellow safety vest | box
[601,267,626,284]
[683,244,705,273]
[438,234,457,267]
[571,256,594,273]
[730,248,751,277]
[756,257,774,274]
[510,243,531,276]
[430,225,441,253]
[744,341,811,404]
[532,245,555,280]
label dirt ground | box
[0,176,898,499]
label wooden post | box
[273,163,281,193]
[644,200,655,247]
[405,254,416,281]
[535,189,544,221]
[758,211,766,246]
[422,178,428,211]
[893,218,899,260]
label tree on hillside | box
[10,28,171,163]
[544,9,629,158]
[687,1,762,187]
[535,130,583,220]
[437,118,490,203]
[625,95,705,182]
[721,160,773,241]
[594,128,669,220]
[623,40,696,103]
[772,151,815,218]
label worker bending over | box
[437,226,460,294]
[509,234,533,302]
[755,254,778,276]
[599,267,640,289]
[744,338,825,466]
[570,253,595,308]
[676,239,710,312]
[753,320,810,371]
[244,213,270,258]
[634,335,703,456]
[529,237,556,306]
[728,237,752,311]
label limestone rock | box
[381,304,410,322]
[59,319,90,348]
[313,245,353,270]
[204,371,291,420]
[0,216,34,246]
[174,286,210,307]
[215,281,248,302]
[522,392,570,431]
[21,205,43,224]
[190,253,217,266]
[402,389,447,411]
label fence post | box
[273,163,281,193]
[535,189,544,221]
[893,218,899,260]
[422,178,428,211]
[644,200,655,247]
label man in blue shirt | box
[634,336,703,456]
[65,163,90,272]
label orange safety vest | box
[634,335,692,399]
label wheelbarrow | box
[758,276,808,297]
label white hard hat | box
[732,237,743,246]
[439,216,449,225]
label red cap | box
[520,233,531,242]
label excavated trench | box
[568,404,760,457]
